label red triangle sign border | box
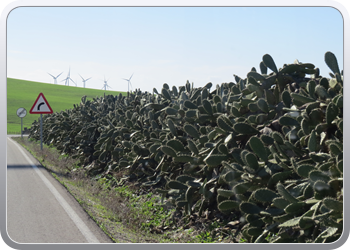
[29,93,53,114]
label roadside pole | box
[40,114,43,150]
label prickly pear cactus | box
[29,51,343,243]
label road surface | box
[6,136,113,243]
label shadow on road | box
[7,164,45,170]
[7,164,66,181]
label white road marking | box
[7,137,100,243]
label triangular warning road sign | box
[29,93,53,114]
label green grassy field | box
[7,78,126,134]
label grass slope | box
[7,78,126,134]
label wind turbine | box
[122,73,133,93]
[79,74,92,88]
[61,67,75,86]
[47,72,63,84]
[101,76,112,90]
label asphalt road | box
[6,136,113,243]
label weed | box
[196,231,215,243]
[239,238,247,243]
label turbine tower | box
[122,73,133,93]
[101,76,111,90]
[61,67,75,86]
[47,72,63,84]
[79,74,92,88]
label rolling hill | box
[7,78,126,134]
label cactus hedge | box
[29,52,343,243]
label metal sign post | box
[21,117,23,138]
[40,114,43,150]
[16,107,27,138]
[29,93,53,150]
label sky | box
[6,6,344,93]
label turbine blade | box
[56,72,63,78]
[48,73,55,78]
[129,73,133,80]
